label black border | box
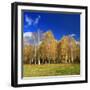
[11,2,88,87]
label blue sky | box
[23,11,80,41]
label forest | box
[23,30,80,65]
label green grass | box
[23,64,80,77]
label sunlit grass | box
[23,64,80,77]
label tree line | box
[23,31,80,64]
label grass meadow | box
[23,64,80,77]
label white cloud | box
[23,32,33,45]
[23,31,43,46]
[34,15,41,25]
[25,15,33,26]
[69,34,76,37]
[24,15,41,28]
[23,32,32,38]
